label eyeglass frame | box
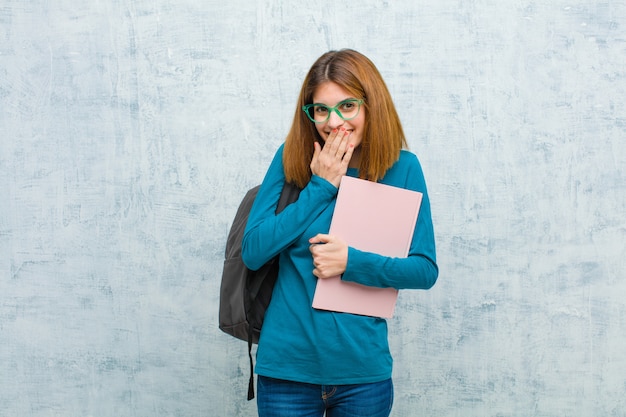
[301,98,364,123]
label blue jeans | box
[257,376,393,417]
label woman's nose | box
[326,110,344,129]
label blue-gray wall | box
[1,1,625,416]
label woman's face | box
[311,81,366,151]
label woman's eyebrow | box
[312,98,356,105]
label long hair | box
[283,49,407,188]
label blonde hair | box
[283,49,407,188]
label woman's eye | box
[314,106,329,114]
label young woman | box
[242,49,438,417]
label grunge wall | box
[1,1,625,416]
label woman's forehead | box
[312,81,354,104]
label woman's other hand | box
[309,234,348,279]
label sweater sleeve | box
[341,152,438,290]
[241,145,338,271]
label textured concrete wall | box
[1,1,625,416]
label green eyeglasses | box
[302,99,364,123]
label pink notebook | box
[312,176,423,318]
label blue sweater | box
[242,144,438,385]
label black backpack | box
[219,181,300,400]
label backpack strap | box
[276,181,301,213]
[247,326,255,400]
